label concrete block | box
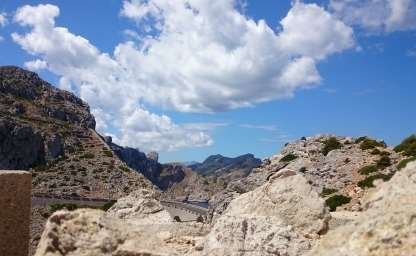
[0,171,32,256]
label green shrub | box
[325,195,351,211]
[119,166,131,173]
[355,136,368,143]
[397,156,416,170]
[359,138,387,150]
[280,154,298,162]
[382,151,391,156]
[376,156,392,169]
[358,173,393,188]
[394,135,416,156]
[102,201,116,211]
[321,187,338,196]
[49,203,79,213]
[80,153,95,159]
[358,165,378,175]
[33,164,49,172]
[371,148,381,155]
[103,150,114,157]
[322,137,342,156]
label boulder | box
[106,189,172,224]
[36,206,209,256]
[199,170,329,256]
[307,161,416,256]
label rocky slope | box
[0,66,156,255]
[164,167,227,201]
[34,154,416,255]
[0,66,154,198]
[209,135,405,219]
[189,153,261,182]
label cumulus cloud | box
[117,0,354,112]
[24,59,48,71]
[12,1,355,151]
[330,0,416,33]
[0,12,7,42]
[0,12,7,27]
[12,4,212,152]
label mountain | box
[0,66,154,199]
[189,153,262,182]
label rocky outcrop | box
[209,135,403,218]
[199,170,329,256]
[0,119,45,169]
[108,141,163,184]
[165,168,226,201]
[0,66,95,129]
[35,190,210,256]
[107,189,172,224]
[308,161,416,256]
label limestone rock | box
[209,135,403,218]
[35,209,209,256]
[0,119,45,169]
[106,189,172,224]
[199,171,329,256]
[307,161,416,256]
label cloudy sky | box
[0,0,415,162]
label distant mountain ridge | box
[189,153,262,181]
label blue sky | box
[0,0,415,163]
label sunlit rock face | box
[307,161,416,256]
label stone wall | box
[0,171,32,256]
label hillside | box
[209,135,409,219]
[0,66,155,198]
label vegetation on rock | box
[394,135,416,156]
[358,173,393,188]
[358,137,387,150]
[397,156,416,170]
[321,187,338,196]
[376,155,392,169]
[325,194,351,211]
[280,153,298,162]
[358,165,378,175]
[321,137,342,156]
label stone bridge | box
[160,200,209,223]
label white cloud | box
[0,12,7,27]
[240,124,278,132]
[24,59,48,71]
[0,12,7,42]
[329,0,416,33]
[12,4,212,152]
[12,1,355,151]
[407,47,416,57]
[116,0,354,112]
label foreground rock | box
[198,170,329,256]
[35,190,210,256]
[308,161,416,256]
